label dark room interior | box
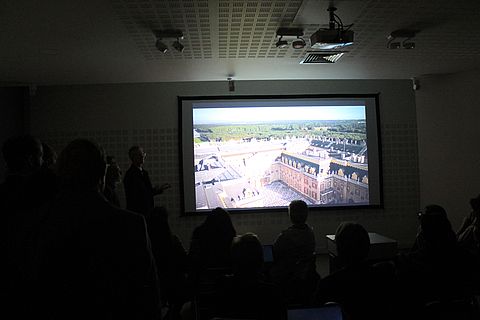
[2,1,480,319]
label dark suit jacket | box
[35,189,160,320]
[123,165,155,215]
[2,173,48,319]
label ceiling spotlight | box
[388,41,401,49]
[275,28,304,49]
[276,36,288,48]
[155,39,168,53]
[388,29,416,40]
[402,40,415,49]
[172,38,184,52]
[292,37,306,49]
[387,29,417,49]
[153,29,184,53]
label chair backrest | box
[193,268,231,320]
[474,294,480,316]
[423,298,477,320]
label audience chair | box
[193,267,231,320]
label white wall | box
[29,79,419,252]
[416,70,480,230]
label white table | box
[326,232,398,273]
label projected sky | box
[193,106,366,124]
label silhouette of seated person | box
[457,194,480,256]
[39,142,59,200]
[1,135,44,226]
[313,222,397,320]
[123,145,170,216]
[41,142,57,168]
[35,139,160,320]
[103,155,122,207]
[214,233,287,320]
[457,195,480,290]
[396,205,475,314]
[147,206,188,320]
[270,200,319,305]
[188,207,236,288]
[1,135,44,209]
[2,135,44,318]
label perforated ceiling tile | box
[112,0,212,60]
[344,0,480,60]
[217,0,307,59]
[110,0,480,66]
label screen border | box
[178,94,383,216]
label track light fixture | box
[388,41,401,49]
[387,29,417,49]
[292,36,306,49]
[153,29,184,53]
[155,39,168,53]
[402,39,415,49]
[172,38,184,52]
[275,36,288,48]
[275,28,305,49]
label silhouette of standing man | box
[36,139,160,320]
[124,146,170,216]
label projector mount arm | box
[328,7,354,32]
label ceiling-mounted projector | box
[310,7,354,50]
[310,29,354,50]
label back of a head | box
[231,233,264,275]
[57,139,106,190]
[419,204,455,248]
[2,135,43,173]
[335,222,370,266]
[203,207,236,238]
[289,200,308,225]
[128,146,141,161]
[470,194,480,212]
[42,143,57,169]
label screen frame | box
[178,94,384,216]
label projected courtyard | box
[193,106,370,210]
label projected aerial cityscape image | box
[193,106,369,210]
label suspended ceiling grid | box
[1,0,480,84]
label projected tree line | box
[194,120,366,143]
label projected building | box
[265,152,369,205]
[193,134,370,209]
